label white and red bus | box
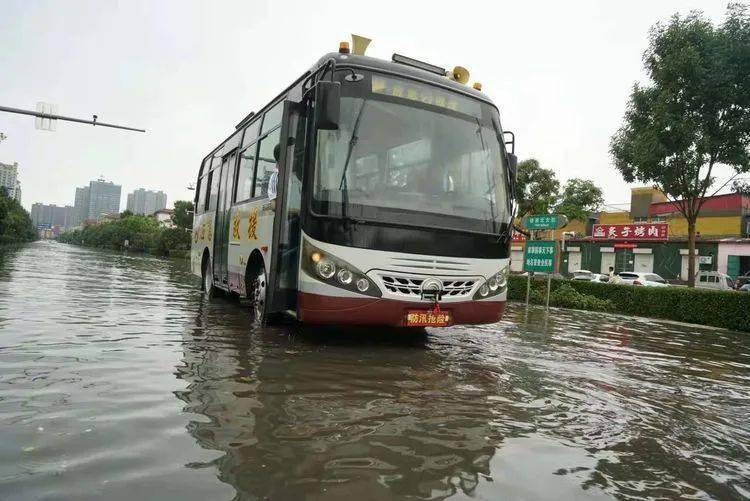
[191,43,517,327]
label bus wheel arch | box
[201,248,212,293]
[245,250,267,324]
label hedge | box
[508,275,750,332]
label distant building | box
[73,186,90,226]
[31,203,75,229]
[126,188,167,215]
[153,208,175,228]
[0,161,21,201]
[72,178,122,223]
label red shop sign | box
[614,243,637,249]
[592,223,668,241]
[512,231,527,242]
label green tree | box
[555,178,604,221]
[0,188,36,244]
[171,200,194,230]
[732,179,750,195]
[120,210,134,219]
[515,159,560,217]
[610,4,750,286]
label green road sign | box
[524,240,557,273]
[523,214,568,230]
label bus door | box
[213,151,236,287]
[266,101,305,315]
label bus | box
[191,41,517,327]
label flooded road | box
[0,241,749,500]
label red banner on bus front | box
[592,223,668,241]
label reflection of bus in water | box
[191,38,517,327]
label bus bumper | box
[297,292,505,327]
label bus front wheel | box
[247,265,267,325]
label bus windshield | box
[312,83,511,235]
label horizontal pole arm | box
[0,105,145,133]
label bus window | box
[204,171,213,211]
[261,101,283,134]
[241,120,261,149]
[194,177,204,215]
[208,166,221,211]
[253,128,281,198]
[235,145,257,203]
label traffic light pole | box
[0,105,145,133]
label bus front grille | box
[378,274,478,299]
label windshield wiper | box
[338,100,367,225]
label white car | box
[571,270,608,282]
[613,272,669,287]
[696,271,734,291]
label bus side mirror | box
[508,153,518,182]
[315,81,341,130]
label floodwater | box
[0,242,749,500]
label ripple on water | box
[0,242,749,500]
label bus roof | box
[199,51,499,178]
[312,52,495,107]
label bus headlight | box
[337,268,353,284]
[302,240,381,298]
[473,265,509,300]
[316,259,336,279]
[356,278,370,292]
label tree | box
[732,179,750,195]
[0,188,36,244]
[172,200,194,230]
[555,178,604,221]
[515,159,560,216]
[610,4,750,286]
[120,210,134,219]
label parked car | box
[696,271,734,291]
[571,270,608,282]
[738,284,750,292]
[612,272,669,287]
[734,271,750,290]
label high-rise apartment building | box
[73,186,90,226]
[0,161,21,201]
[72,178,122,223]
[126,188,167,215]
[31,203,74,229]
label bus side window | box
[262,101,283,134]
[235,145,257,203]
[204,171,213,212]
[194,177,204,215]
[253,128,281,198]
[208,167,220,211]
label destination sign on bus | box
[372,75,481,117]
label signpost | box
[521,214,567,310]
[522,214,568,230]
[523,240,557,310]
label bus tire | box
[202,251,214,298]
[246,258,267,325]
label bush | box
[59,215,189,257]
[508,275,750,332]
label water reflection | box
[177,300,504,499]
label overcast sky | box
[0,0,734,211]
